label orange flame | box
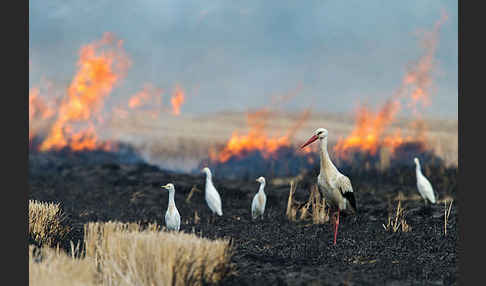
[39,32,131,152]
[210,109,290,163]
[334,100,403,156]
[29,87,56,142]
[29,87,55,122]
[403,11,448,113]
[170,85,185,115]
[210,108,311,163]
[128,83,163,109]
[333,13,447,157]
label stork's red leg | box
[333,209,340,245]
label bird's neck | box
[415,163,422,175]
[206,174,213,183]
[205,174,213,187]
[168,190,175,206]
[258,182,266,193]
[319,137,336,175]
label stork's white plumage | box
[251,176,267,220]
[202,167,223,216]
[414,157,436,204]
[300,128,357,245]
[161,183,181,231]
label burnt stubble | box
[29,149,457,286]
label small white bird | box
[251,176,267,220]
[202,167,223,218]
[161,183,181,231]
[414,157,436,205]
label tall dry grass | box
[84,221,234,286]
[29,245,99,286]
[29,200,71,248]
[30,221,233,286]
[287,182,329,224]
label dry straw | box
[84,221,234,286]
[29,200,71,248]
[286,180,298,221]
[29,245,99,286]
[444,199,453,236]
[383,200,412,233]
[30,221,234,286]
[287,181,329,224]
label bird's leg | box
[333,209,340,245]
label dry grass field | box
[29,218,234,286]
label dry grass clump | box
[29,245,99,286]
[84,221,234,286]
[29,200,71,248]
[300,184,330,224]
[30,221,234,286]
[287,181,329,224]
[383,200,412,233]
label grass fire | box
[29,3,457,286]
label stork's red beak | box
[300,134,318,149]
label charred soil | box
[29,151,457,285]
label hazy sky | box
[29,0,458,119]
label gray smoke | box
[29,0,458,119]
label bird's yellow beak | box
[161,185,169,189]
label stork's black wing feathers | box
[337,175,358,214]
[343,191,357,213]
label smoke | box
[29,0,457,118]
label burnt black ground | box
[28,151,458,285]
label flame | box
[170,85,185,115]
[29,87,55,122]
[128,84,163,109]
[29,87,56,142]
[403,11,448,113]
[210,109,291,163]
[333,12,447,158]
[39,32,130,152]
[210,108,312,163]
[334,100,402,156]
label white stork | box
[202,167,223,220]
[414,157,436,205]
[300,128,357,245]
[161,183,181,231]
[251,176,267,220]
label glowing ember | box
[170,85,185,115]
[39,32,131,152]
